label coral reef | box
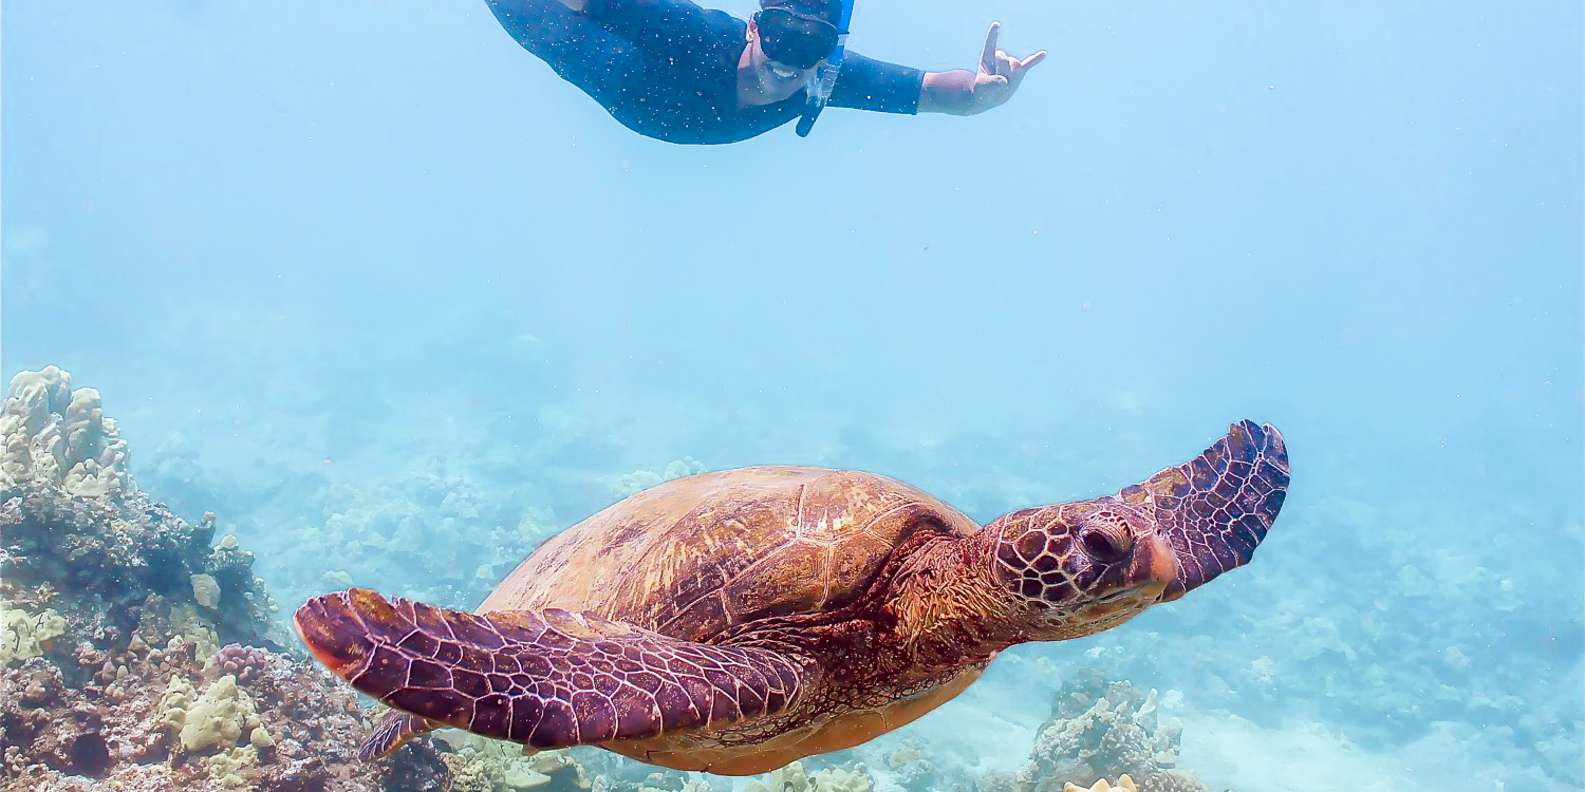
[0,602,67,664]
[262,467,560,613]
[432,733,590,792]
[0,365,133,499]
[1010,672,1202,792]
[0,367,283,659]
[0,366,452,791]
[159,673,267,754]
[879,740,936,791]
[743,761,874,792]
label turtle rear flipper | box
[359,710,435,761]
[294,589,809,751]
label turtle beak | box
[1118,421,1290,602]
[1135,530,1179,603]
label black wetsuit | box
[486,0,925,144]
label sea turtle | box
[296,420,1288,776]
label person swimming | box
[485,0,1045,144]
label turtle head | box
[986,420,1290,641]
[986,500,1178,640]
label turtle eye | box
[1077,516,1133,564]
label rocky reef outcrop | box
[0,366,450,791]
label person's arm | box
[827,52,926,114]
[918,22,1045,116]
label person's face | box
[747,13,835,92]
[750,35,815,91]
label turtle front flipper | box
[1121,420,1290,599]
[294,589,810,752]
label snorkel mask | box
[753,0,854,136]
[754,9,839,70]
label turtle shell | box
[478,466,979,641]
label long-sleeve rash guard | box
[486,0,925,144]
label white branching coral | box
[0,365,134,497]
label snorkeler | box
[484,0,1046,144]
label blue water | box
[4,2,1581,789]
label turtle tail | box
[359,710,436,761]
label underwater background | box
[3,1,1581,790]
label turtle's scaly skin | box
[295,592,806,746]
[297,421,1289,775]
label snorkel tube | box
[794,0,854,137]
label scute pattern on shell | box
[481,467,980,642]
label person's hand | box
[919,22,1046,116]
[972,22,1045,112]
